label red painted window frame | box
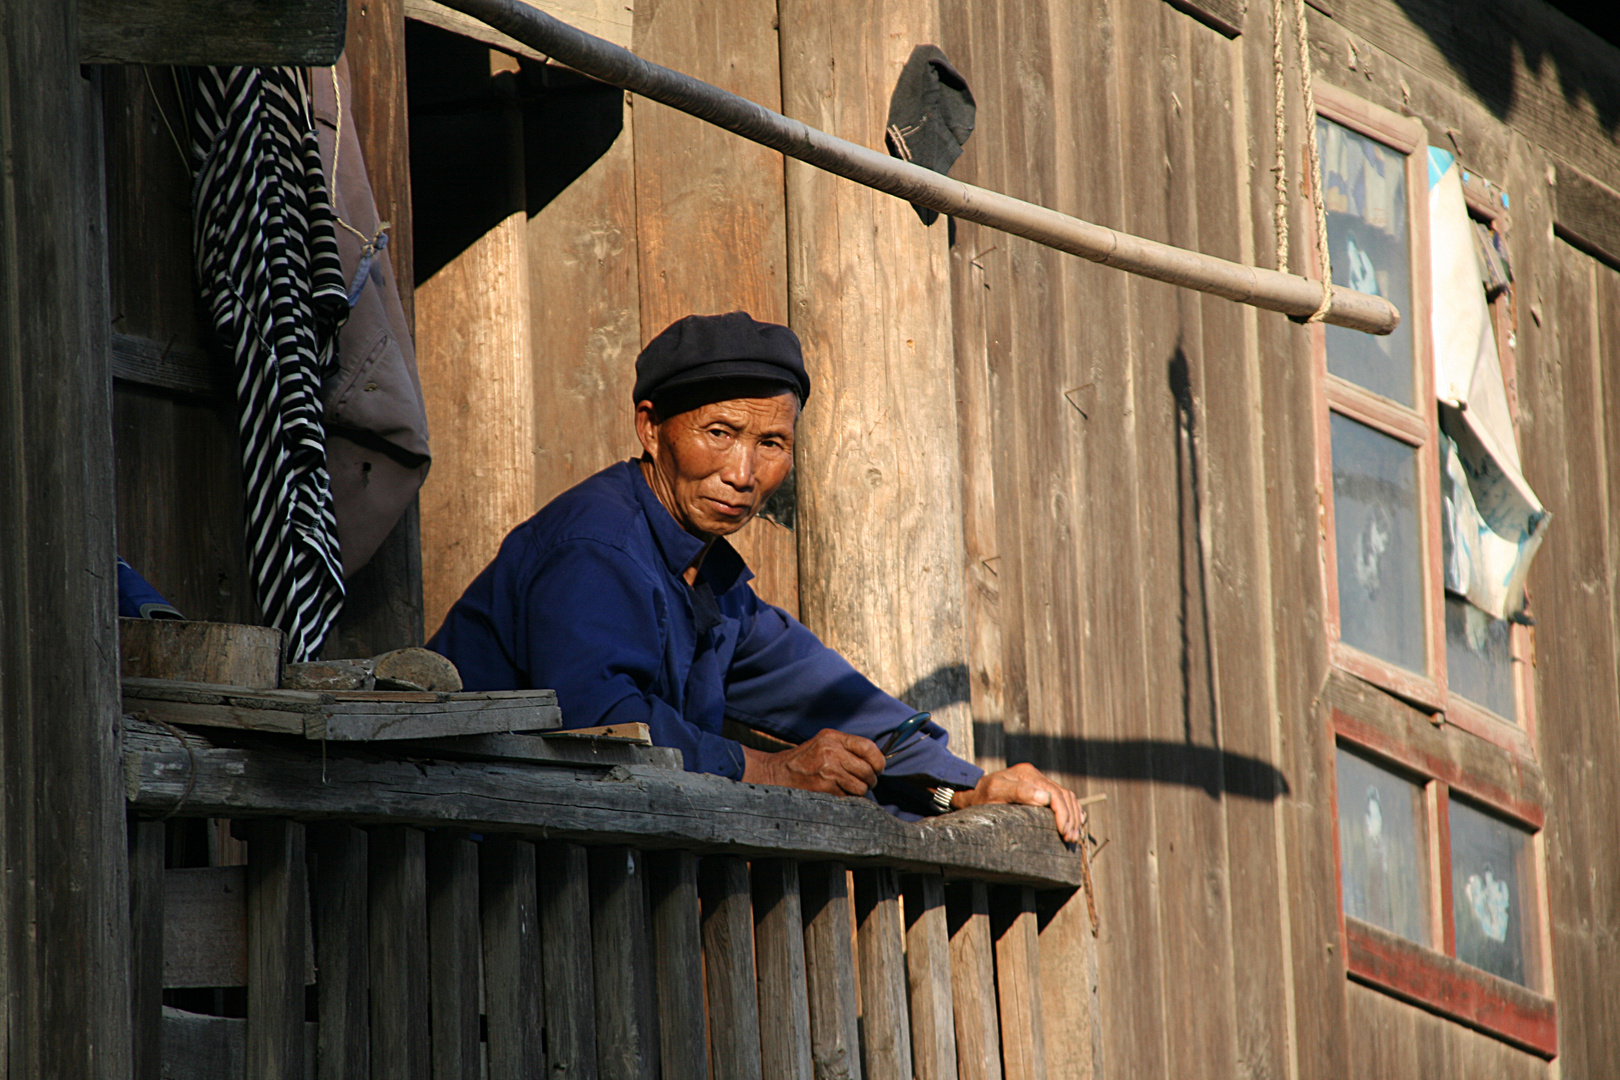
[1313,84,1555,1057]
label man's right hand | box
[741,728,886,796]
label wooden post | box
[369,826,431,1080]
[246,820,310,1080]
[901,875,959,1080]
[310,826,371,1080]
[129,819,166,1080]
[751,860,813,1080]
[800,861,862,1080]
[537,842,600,1078]
[590,846,659,1080]
[777,0,974,755]
[990,887,1046,1080]
[853,868,913,1080]
[79,0,346,64]
[480,836,545,1080]
[0,4,130,1077]
[647,851,708,1080]
[427,832,483,1080]
[945,882,1002,1080]
[700,856,763,1080]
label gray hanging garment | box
[885,45,977,225]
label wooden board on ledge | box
[121,678,562,742]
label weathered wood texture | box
[80,0,346,64]
[901,875,958,1080]
[777,0,974,753]
[852,868,913,1080]
[310,826,370,1080]
[245,821,309,1080]
[481,837,546,1080]
[800,861,862,1080]
[945,882,1001,1080]
[127,746,1082,887]
[326,0,426,658]
[426,833,483,1080]
[0,7,130,1077]
[369,827,431,1080]
[590,847,659,1080]
[751,860,814,1080]
[537,842,601,1078]
[164,866,250,988]
[648,851,707,1080]
[699,856,763,1080]
[120,619,285,689]
[131,820,166,1080]
[162,1008,318,1080]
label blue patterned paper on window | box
[1319,117,1415,406]
[1450,797,1535,987]
[1338,747,1430,947]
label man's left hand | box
[950,763,1085,844]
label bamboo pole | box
[438,0,1400,336]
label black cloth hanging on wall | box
[191,67,348,661]
[885,45,977,225]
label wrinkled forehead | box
[651,376,802,423]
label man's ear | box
[634,400,661,459]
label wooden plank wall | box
[401,0,1620,1075]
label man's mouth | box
[705,497,750,517]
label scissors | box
[880,711,931,757]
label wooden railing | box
[124,712,1092,1080]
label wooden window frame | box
[1313,84,1555,1057]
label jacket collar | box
[624,459,753,595]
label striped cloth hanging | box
[191,67,348,661]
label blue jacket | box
[428,460,982,811]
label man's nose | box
[718,444,755,490]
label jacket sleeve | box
[516,539,746,778]
[723,592,983,794]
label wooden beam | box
[426,832,483,1080]
[800,862,862,1080]
[945,881,1002,1080]
[130,820,167,1080]
[901,875,959,1080]
[699,856,763,1080]
[309,825,371,1080]
[480,837,545,1080]
[648,851,708,1080]
[245,820,309,1080]
[535,843,599,1077]
[590,846,659,1080]
[127,746,1085,888]
[750,860,814,1080]
[79,0,347,65]
[854,868,914,1080]
[369,826,431,1080]
[1555,164,1620,271]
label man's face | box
[636,391,798,539]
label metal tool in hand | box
[881,711,931,757]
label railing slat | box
[246,819,309,1080]
[370,826,431,1080]
[700,856,762,1080]
[901,875,959,1080]
[427,832,482,1080]
[481,837,546,1080]
[590,846,659,1080]
[648,851,708,1080]
[946,882,1003,1080]
[801,862,862,1080]
[538,842,601,1079]
[129,819,165,1080]
[853,868,913,1080]
[991,887,1047,1080]
[310,825,370,1080]
[751,860,813,1080]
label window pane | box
[1332,413,1425,673]
[1319,117,1415,405]
[1338,747,1431,946]
[1445,595,1517,722]
[1450,798,1537,988]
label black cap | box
[633,312,810,408]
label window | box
[1312,84,1554,1057]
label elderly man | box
[429,312,1082,840]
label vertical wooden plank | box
[629,0,797,613]
[778,0,974,753]
[1034,890,1099,1080]
[646,850,707,1080]
[130,819,166,1080]
[370,826,430,1080]
[246,819,309,1080]
[481,836,545,1080]
[946,882,1001,1080]
[537,841,600,1079]
[699,856,761,1080]
[310,825,369,1080]
[426,832,481,1080]
[990,887,1045,1080]
[751,860,813,1080]
[901,875,958,1080]
[591,846,659,1080]
[800,861,863,1080]
[852,868,912,1080]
